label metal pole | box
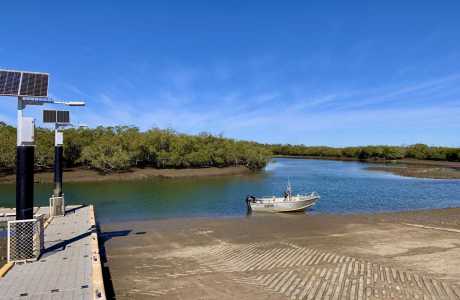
[15,97,34,261]
[16,97,35,220]
[16,146,34,220]
[53,126,63,197]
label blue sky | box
[1,1,460,146]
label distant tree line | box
[1,122,459,173]
[269,144,460,162]
[0,123,270,173]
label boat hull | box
[249,197,319,213]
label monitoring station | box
[0,69,50,220]
[1,69,85,221]
[0,69,85,256]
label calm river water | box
[0,158,459,223]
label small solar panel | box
[43,110,57,123]
[57,110,69,123]
[0,69,48,97]
[0,70,21,96]
[43,110,70,124]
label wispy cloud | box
[332,74,460,111]
[62,83,89,98]
[61,63,460,147]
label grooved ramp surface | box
[103,211,460,299]
[0,206,94,300]
[121,241,460,300]
[197,242,460,299]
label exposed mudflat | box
[276,156,460,179]
[101,208,460,299]
[367,165,460,179]
[0,166,252,184]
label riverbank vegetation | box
[0,123,270,173]
[269,144,460,162]
[1,122,459,175]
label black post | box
[16,146,34,220]
[53,145,63,197]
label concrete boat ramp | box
[0,205,105,300]
[102,209,460,300]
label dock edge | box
[88,205,107,300]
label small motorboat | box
[246,181,319,213]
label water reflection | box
[0,158,459,223]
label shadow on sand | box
[98,227,132,300]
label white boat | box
[246,182,320,213]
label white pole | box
[17,97,24,146]
[55,123,58,146]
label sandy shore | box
[276,156,460,168]
[275,156,460,179]
[367,165,460,179]
[2,158,459,183]
[0,166,252,184]
[101,208,460,299]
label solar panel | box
[0,70,21,96]
[43,110,70,124]
[43,110,57,123]
[57,110,70,123]
[0,69,49,97]
[19,72,48,97]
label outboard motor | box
[245,195,256,213]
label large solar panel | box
[20,72,48,97]
[0,69,49,97]
[0,70,21,96]
[43,110,70,124]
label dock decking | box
[0,205,105,300]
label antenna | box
[287,177,292,196]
